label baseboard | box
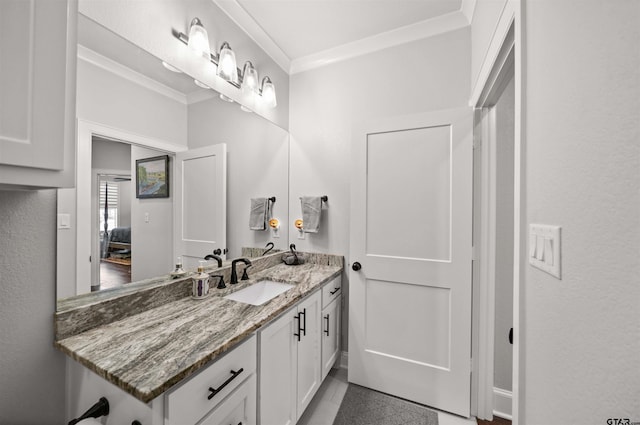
[339,351,348,370]
[493,387,512,420]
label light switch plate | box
[529,224,561,279]
[57,213,71,229]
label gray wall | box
[0,190,65,424]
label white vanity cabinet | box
[66,335,257,425]
[258,291,322,425]
[321,276,342,379]
[0,0,77,188]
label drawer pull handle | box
[324,314,330,336]
[208,368,244,400]
[329,287,340,295]
[299,308,307,336]
[294,312,301,341]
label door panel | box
[350,108,473,417]
[366,126,451,261]
[174,144,226,268]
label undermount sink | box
[224,280,294,306]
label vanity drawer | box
[200,373,256,425]
[166,334,257,425]
[321,276,341,308]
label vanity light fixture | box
[173,20,277,108]
[216,42,238,83]
[187,18,211,59]
[261,77,277,108]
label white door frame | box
[71,119,186,295]
[469,1,524,423]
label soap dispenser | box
[192,260,210,300]
[170,256,186,279]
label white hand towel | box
[249,198,268,230]
[301,196,322,233]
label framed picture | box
[136,155,170,199]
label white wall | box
[77,59,187,144]
[289,27,471,350]
[521,1,640,423]
[131,146,174,281]
[188,97,290,258]
[0,190,66,424]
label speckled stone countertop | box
[54,257,342,403]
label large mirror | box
[56,13,289,306]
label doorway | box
[471,15,521,423]
[96,173,132,290]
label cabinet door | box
[200,374,256,425]
[258,308,297,425]
[321,296,341,380]
[296,291,322,420]
[0,0,77,188]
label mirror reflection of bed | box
[100,225,131,290]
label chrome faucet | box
[204,254,222,267]
[230,258,252,285]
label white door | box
[349,108,473,417]
[174,144,226,268]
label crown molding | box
[290,11,469,74]
[212,0,291,73]
[461,0,477,24]
[77,44,188,104]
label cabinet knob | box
[352,262,362,271]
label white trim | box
[214,0,470,75]
[77,45,188,105]
[290,11,469,74]
[471,2,522,424]
[460,0,477,24]
[212,0,291,73]
[73,119,187,295]
[469,1,515,106]
[493,387,513,420]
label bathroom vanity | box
[56,251,343,425]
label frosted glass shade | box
[241,61,259,95]
[187,18,210,59]
[217,42,238,83]
[261,77,277,108]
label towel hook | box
[268,196,276,203]
[321,195,328,202]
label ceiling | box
[215,0,472,73]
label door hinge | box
[471,246,477,261]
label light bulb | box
[261,76,277,108]
[187,18,211,59]
[216,42,238,83]
[241,61,259,95]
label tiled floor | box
[298,367,478,425]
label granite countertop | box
[55,261,342,403]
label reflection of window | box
[99,181,119,233]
